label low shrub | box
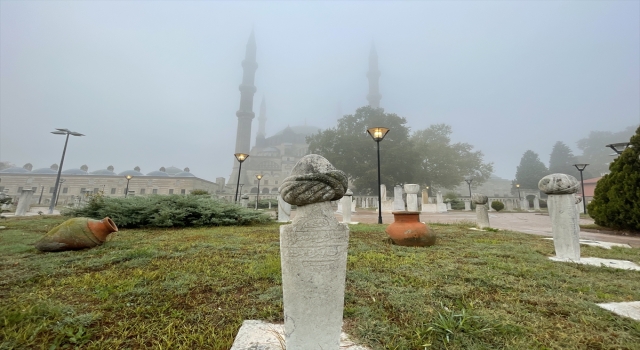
[62,194,272,228]
[491,201,505,212]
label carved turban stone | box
[279,154,348,206]
[538,173,579,195]
[471,193,488,204]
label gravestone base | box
[421,204,437,213]
[549,257,640,270]
[231,320,370,350]
[597,302,640,321]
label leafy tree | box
[587,126,640,231]
[411,124,493,190]
[491,201,505,212]
[548,141,593,179]
[307,107,493,195]
[307,106,419,194]
[515,150,549,190]
[576,125,637,176]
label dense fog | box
[1,1,638,181]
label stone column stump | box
[392,185,404,211]
[15,189,34,216]
[341,189,353,224]
[404,184,420,212]
[472,193,490,229]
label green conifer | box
[587,126,640,231]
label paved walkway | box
[334,210,640,248]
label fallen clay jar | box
[385,211,436,247]
[35,217,118,252]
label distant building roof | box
[62,168,88,175]
[274,125,320,137]
[0,167,30,174]
[146,170,170,177]
[32,168,58,174]
[164,166,182,175]
[118,169,144,176]
[91,169,116,175]
[175,171,195,177]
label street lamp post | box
[124,175,133,198]
[573,163,589,214]
[464,177,473,198]
[55,179,65,206]
[516,184,521,200]
[48,129,84,214]
[255,174,263,209]
[605,142,631,155]
[234,153,250,203]
[367,127,390,224]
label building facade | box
[0,164,220,206]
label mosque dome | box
[174,171,195,177]
[164,166,182,176]
[32,167,58,174]
[118,169,144,177]
[274,125,321,137]
[146,170,170,177]
[91,169,116,175]
[0,167,30,174]
[62,168,88,175]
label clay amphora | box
[385,211,436,247]
[35,217,118,252]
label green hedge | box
[62,194,272,228]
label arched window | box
[262,188,270,194]
[250,187,259,193]
[271,187,279,193]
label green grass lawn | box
[1,216,639,349]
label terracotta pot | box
[385,211,436,247]
[35,217,118,252]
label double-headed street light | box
[48,129,84,214]
[464,177,473,198]
[367,127,390,224]
[124,175,133,198]
[255,174,263,209]
[234,153,249,203]
[573,163,589,214]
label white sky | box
[1,1,639,181]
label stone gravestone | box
[464,200,471,211]
[506,199,514,211]
[341,189,354,224]
[392,185,404,211]
[436,191,447,213]
[336,200,342,213]
[446,202,452,210]
[277,195,291,222]
[240,194,249,208]
[404,184,420,211]
[539,174,580,261]
[472,193,490,229]
[533,196,540,210]
[351,199,356,213]
[15,189,34,216]
[278,155,350,349]
[421,190,429,208]
[380,184,387,201]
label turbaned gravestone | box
[278,154,351,349]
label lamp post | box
[516,184,521,200]
[573,163,589,214]
[367,127,390,224]
[124,175,133,198]
[605,142,631,155]
[464,177,473,198]
[48,128,84,214]
[55,179,65,206]
[234,153,250,203]
[38,185,44,204]
[255,174,263,209]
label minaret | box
[366,44,382,108]
[229,31,258,185]
[255,97,267,147]
[234,30,258,154]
